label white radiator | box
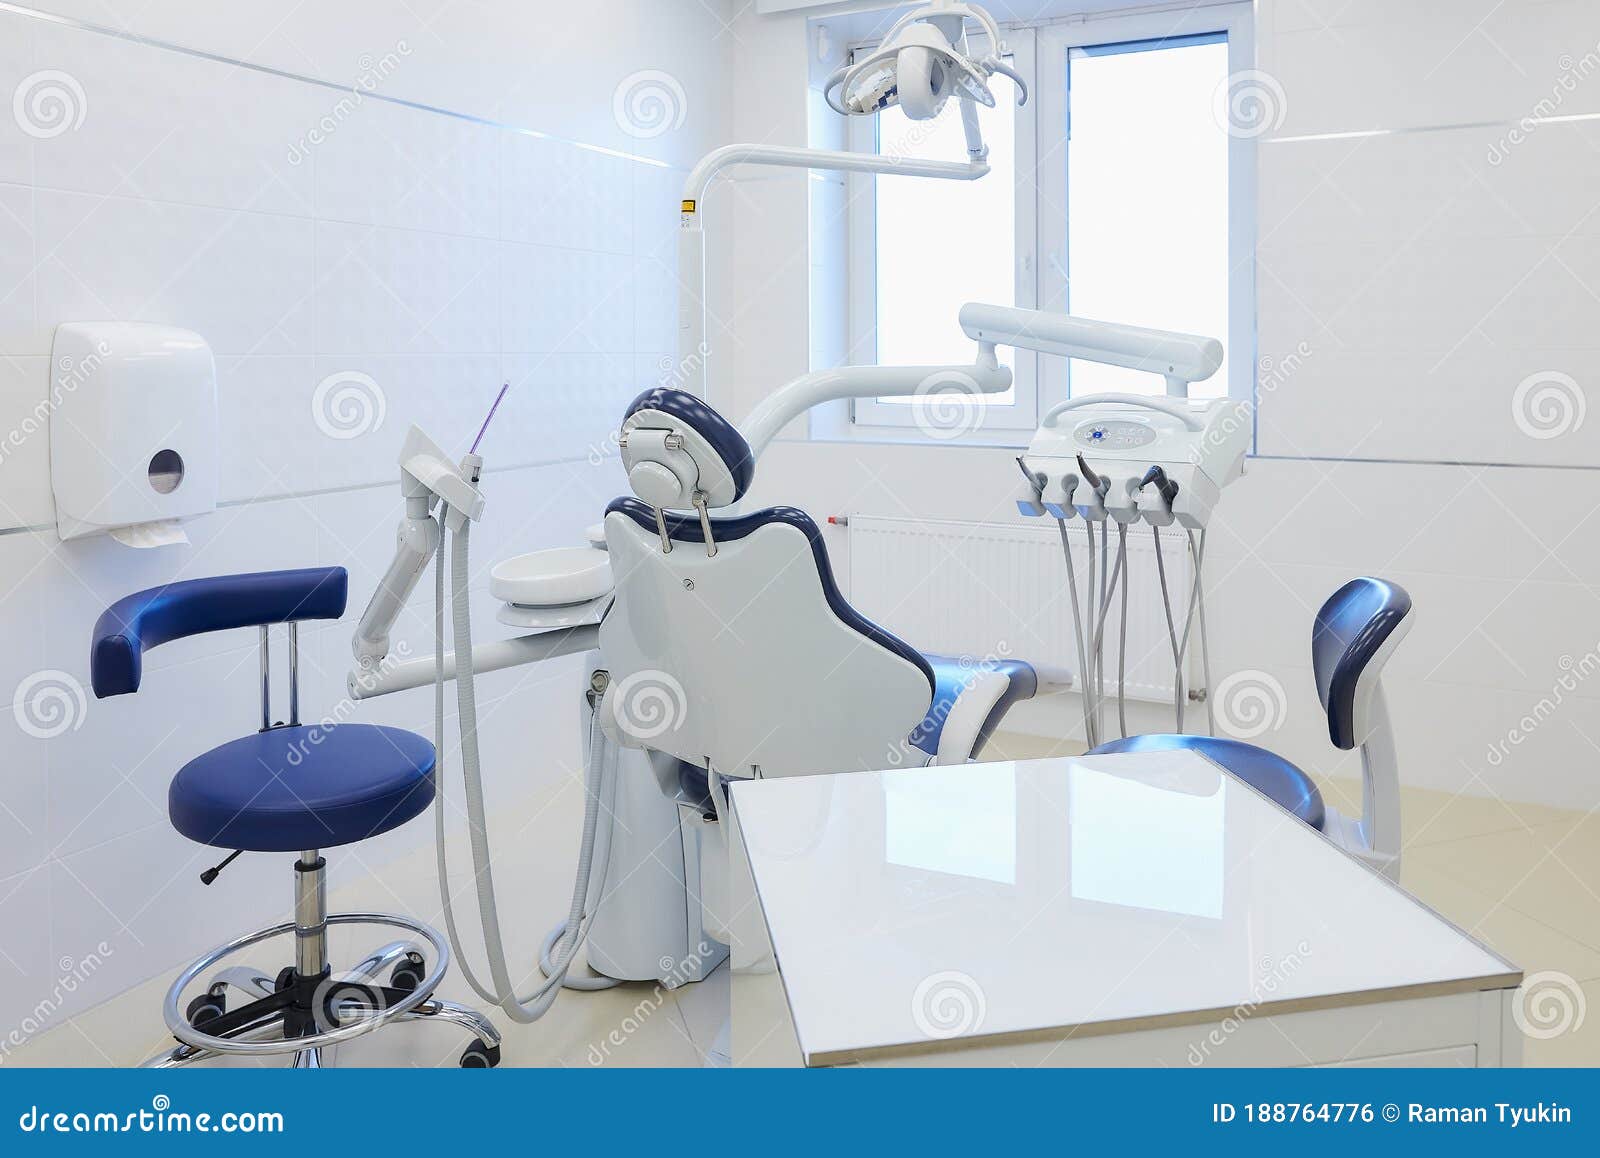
[845,515,1192,703]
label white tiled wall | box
[725,0,1600,823]
[0,1,732,1046]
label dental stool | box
[1092,577,1412,879]
[90,567,502,1069]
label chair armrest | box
[933,669,1013,766]
[91,567,347,698]
[917,654,1041,765]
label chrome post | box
[294,852,327,978]
[287,622,300,726]
[693,491,717,557]
[258,626,272,730]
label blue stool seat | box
[1090,734,1326,831]
[170,724,436,852]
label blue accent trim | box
[677,759,716,811]
[912,656,1038,757]
[1312,578,1411,750]
[91,567,348,698]
[623,387,756,501]
[168,723,435,851]
[605,497,935,697]
[1090,734,1326,831]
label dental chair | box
[1092,577,1412,879]
[595,388,1050,941]
[90,567,501,1068]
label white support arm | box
[351,507,439,664]
[737,356,1012,458]
[1358,685,1402,873]
[959,303,1223,397]
[350,426,486,665]
[348,626,601,700]
[678,145,989,399]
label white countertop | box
[730,752,1519,1064]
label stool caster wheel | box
[460,1040,501,1068]
[186,988,226,1028]
[390,952,427,994]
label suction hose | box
[1054,518,1096,748]
[1152,524,1187,732]
[431,506,621,1024]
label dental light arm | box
[681,4,1027,400]
[959,303,1223,397]
[679,146,987,400]
[737,354,1011,459]
[351,426,486,668]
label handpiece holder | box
[1044,394,1208,432]
[351,426,487,667]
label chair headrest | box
[620,388,754,510]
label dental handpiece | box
[1139,464,1180,505]
[1015,455,1045,495]
[1076,452,1106,496]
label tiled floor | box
[13,733,1598,1067]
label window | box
[1063,34,1232,398]
[836,3,1255,441]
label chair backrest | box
[1311,577,1412,750]
[599,498,933,778]
[91,567,348,697]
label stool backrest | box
[1311,576,1412,750]
[91,567,348,697]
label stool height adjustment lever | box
[200,849,243,885]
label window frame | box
[838,3,1257,442]
[1034,3,1257,413]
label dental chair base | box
[583,734,730,986]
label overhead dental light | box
[824,1,1027,125]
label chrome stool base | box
[141,852,500,1069]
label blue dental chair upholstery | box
[1091,733,1325,829]
[90,566,498,1068]
[1091,578,1411,863]
[914,654,1039,758]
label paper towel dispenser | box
[50,322,218,546]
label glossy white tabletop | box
[730,753,1519,1063]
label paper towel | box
[109,519,191,549]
